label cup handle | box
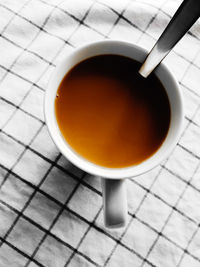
[101,178,127,228]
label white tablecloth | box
[0,0,200,266]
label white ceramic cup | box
[44,40,183,228]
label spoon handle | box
[139,0,200,78]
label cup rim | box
[44,40,184,179]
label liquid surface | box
[55,55,170,168]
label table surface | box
[0,0,200,266]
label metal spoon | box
[139,0,200,78]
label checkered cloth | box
[0,0,200,266]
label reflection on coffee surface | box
[55,55,170,168]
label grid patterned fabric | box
[0,0,200,266]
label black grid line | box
[162,164,200,199]
[105,0,132,37]
[179,50,200,84]
[180,81,200,99]
[178,143,200,160]
[0,123,46,244]
[185,116,199,127]
[0,236,45,267]
[177,226,200,266]
[23,172,86,267]
[0,96,44,126]
[64,207,103,266]
[177,91,200,140]
[38,0,108,38]
[0,63,44,91]
[130,176,197,225]
[0,199,100,267]
[97,0,148,34]
[176,157,200,264]
[0,146,61,246]
[136,0,169,44]
[0,130,99,196]
[134,0,200,42]
[0,121,44,190]
[127,177,200,263]
[131,213,200,264]
[0,0,32,37]
[0,33,55,66]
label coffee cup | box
[44,40,183,228]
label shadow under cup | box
[45,40,183,228]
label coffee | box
[55,55,170,168]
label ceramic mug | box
[44,40,183,228]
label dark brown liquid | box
[55,55,170,168]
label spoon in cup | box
[139,0,200,78]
